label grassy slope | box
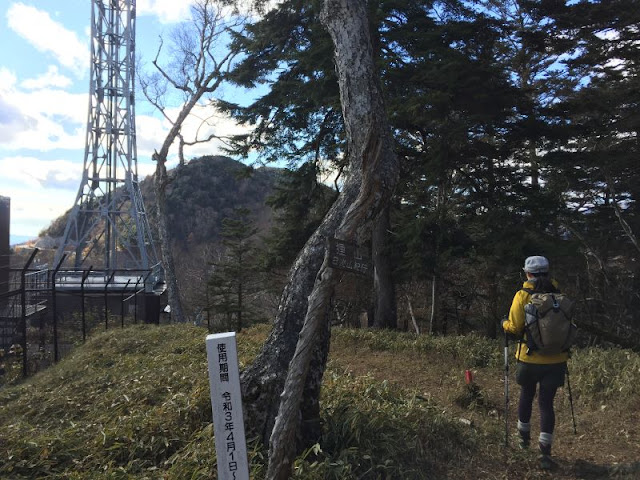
[1,324,639,479]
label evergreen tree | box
[208,208,262,332]
[218,0,343,169]
[539,0,640,338]
[545,0,640,238]
[224,1,530,328]
[262,161,337,270]
[376,1,531,335]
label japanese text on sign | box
[206,333,249,480]
[328,237,372,275]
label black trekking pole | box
[565,363,577,434]
[504,329,509,448]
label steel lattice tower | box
[55,0,159,287]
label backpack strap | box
[514,289,534,358]
[518,288,538,356]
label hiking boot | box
[539,454,555,470]
[539,441,552,456]
[517,421,531,449]
[538,441,554,470]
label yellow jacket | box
[502,280,569,364]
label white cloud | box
[0,155,81,235]
[7,3,88,77]
[136,0,192,24]
[0,69,37,143]
[21,65,73,90]
[181,105,253,159]
[8,188,75,235]
[136,102,254,166]
[0,67,86,151]
[0,94,36,144]
[0,68,17,90]
[0,156,81,190]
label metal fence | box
[1,249,166,381]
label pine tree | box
[539,0,640,340]
[545,0,640,237]
[218,0,343,169]
[262,161,337,270]
[207,208,261,332]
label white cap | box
[523,256,549,273]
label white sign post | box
[206,332,250,480]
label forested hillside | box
[43,155,280,247]
[36,155,287,323]
[140,155,280,247]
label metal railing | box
[1,249,166,380]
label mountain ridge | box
[39,155,282,250]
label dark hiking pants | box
[516,361,566,435]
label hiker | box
[502,255,568,470]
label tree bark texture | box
[406,294,420,335]
[153,159,187,324]
[266,1,399,478]
[240,179,360,444]
[372,205,397,329]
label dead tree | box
[140,1,242,322]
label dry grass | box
[0,324,638,479]
[329,328,640,479]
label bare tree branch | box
[139,0,247,324]
[608,178,640,254]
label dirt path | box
[329,338,640,479]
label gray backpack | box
[522,289,578,355]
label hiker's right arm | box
[503,290,528,337]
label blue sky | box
[0,0,256,239]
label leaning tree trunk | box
[266,1,399,478]
[150,94,202,326]
[240,179,360,445]
[153,158,187,323]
